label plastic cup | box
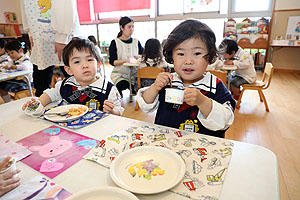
[0,157,18,179]
[165,88,184,104]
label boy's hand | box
[22,97,39,110]
[0,157,21,197]
[152,72,173,91]
[224,60,234,65]
[103,100,114,113]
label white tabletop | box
[0,98,279,200]
[0,70,32,82]
[124,62,139,67]
[221,65,237,71]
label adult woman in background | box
[109,16,143,96]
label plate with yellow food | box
[44,104,89,122]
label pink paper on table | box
[17,125,98,179]
[0,134,32,161]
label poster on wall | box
[286,16,300,40]
[4,12,17,23]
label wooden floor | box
[122,70,300,200]
[2,65,299,199]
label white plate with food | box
[67,186,139,200]
[44,104,88,122]
[110,146,186,194]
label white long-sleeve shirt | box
[21,0,80,70]
[233,47,257,84]
[7,54,33,82]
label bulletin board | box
[285,16,300,40]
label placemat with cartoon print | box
[43,100,108,129]
[84,121,234,200]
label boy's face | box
[7,49,23,61]
[223,52,235,60]
[64,49,100,87]
[172,38,209,85]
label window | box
[158,0,220,15]
[232,0,272,12]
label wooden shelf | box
[0,23,21,38]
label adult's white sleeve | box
[20,1,29,33]
[51,0,80,44]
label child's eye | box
[88,58,94,62]
[177,53,184,56]
[194,52,202,56]
[73,61,80,64]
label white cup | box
[0,157,18,179]
[24,99,44,117]
[165,88,184,104]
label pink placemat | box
[17,125,98,179]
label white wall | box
[275,0,300,10]
[0,0,21,23]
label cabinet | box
[0,23,21,38]
[238,37,268,68]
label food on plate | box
[68,107,87,116]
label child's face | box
[64,49,100,87]
[0,48,5,56]
[172,38,209,85]
[121,22,134,38]
[7,49,23,61]
[223,52,235,60]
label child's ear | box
[19,48,24,53]
[64,66,73,76]
[97,61,101,72]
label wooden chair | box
[8,75,35,100]
[206,70,227,87]
[135,67,164,111]
[236,62,274,112]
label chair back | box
[137,67,165,88]
[261,62,274,89]
[206,70,227,87]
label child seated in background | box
[22,38,124,116]
[0,40,33,103]
[218,38,256,100]
[137,38,168,88]
[138,38,167,69]
[136,19,235,138]
[0,39,9,67]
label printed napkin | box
[0,134,32,161]
[84,121,234,200]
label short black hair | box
[88,35,97,45]
[163,19,217,64]
[62,38,100,67]
[0,39,7,49]
[142,38,163,65]
[5,40,28,54]
[219,38,239,55]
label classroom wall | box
[0,0,22,24]
[270,0,300,70]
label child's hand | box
[184,88,204,107]
[224,60,234,65]
[22,97,39,110]
[103,100,114,113]
[152,72,173,91]
[0,157,21,197]
[184,88,212,117]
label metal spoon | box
[44,111,69,116]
